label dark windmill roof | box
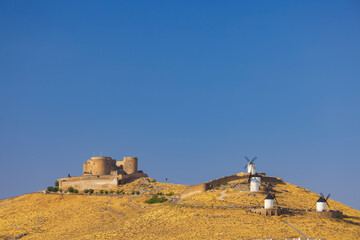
[265,194,274,200]
[317,196,326,202]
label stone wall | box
[180,183,206,199]
[180,173,283,199]
[59,175,118,191]
[58,172,148,191]
[313,210,343,219]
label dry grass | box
[0,178,359,240]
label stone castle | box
[58,156,148,191]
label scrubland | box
[0,177,359,240]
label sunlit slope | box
[0,179,359,240]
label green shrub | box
[47,186,59,192]
[67,187,78,193]
[84,189,89,194]
[121,192,125,195]
[55,181,59,187]
[110,190,114,194]
[222,182,228,186]
[89,189,94,194]
[145,195,168,204]
[59,189,63,193]
[68,187,75,193]
[104,190,109,194]
[166,192,174,196]
[157,192,163,196]
[136,191,140,195]
[116,190,121,194]
[99,190,104,194]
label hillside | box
[0,177,359,240]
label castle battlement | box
[58,156,147,191]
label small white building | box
[264,194,274,209]
[247,163,256,174]
[316,196,326,212]
[250,178,260,192]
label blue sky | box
[0,1,359,209]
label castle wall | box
[58,172,148,191]
[59,175,118,191]
[83,157,117,175]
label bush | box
[166,192,174,196]
[68,187,75,193]
[110,190,114,194]
[145,195,168,204]
[89,189,94,194]
[99,190,104,194]
[74,189,78,194]
[135,191,140,195]
[116,190,121,194]
[104,190,109,194]
[47,186,59,192]
[84,189,89,194]
[222,182,228,186]
[157,192,163,196]
[59,189,63,193]
[55,181,59,187]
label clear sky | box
[0,1,359,209]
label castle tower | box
[83,157,116,175]
[123,157,138,174]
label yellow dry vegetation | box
[0,179,359,240]
[105,178,187,196]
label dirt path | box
[170,198,179,204]
[217,191,228,201]
[282,220,309,238]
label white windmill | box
[264,193,278,209]
[244,156,256,174]
[309,193,331,212]
[248,173,262,192]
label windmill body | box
[247,163,256,174]
[252,173,261,183]
[316,197,327,212]
[244,156,257,174]
[264,194,274,209]
[250,178,260,192]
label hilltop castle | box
[58,156,148,191]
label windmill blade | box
[250,157,257,164]
[248,173,253,183]
[308,201,317,211]
[245,156,250,162]
[244,164,248,169]
[325,193,331,201]
[273,194,279,205]
[326,201,331,209]
[320,192,324,197]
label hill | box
[0,177,359,240]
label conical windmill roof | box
[317,196,326,202]
[265,194,274,200]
